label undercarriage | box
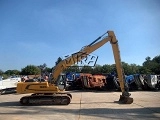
[20,93,72,105]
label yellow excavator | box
[16,31,133,105]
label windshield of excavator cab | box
[57,74,66,85]
[56,73,67,91]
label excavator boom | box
[52,36,111,83]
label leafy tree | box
[122,62,133,75]
[38,63,48,75]
[152,55,160,74]
[152,55,160,63]
[38,63,47,70]
[130,64,140,74]
[55,57,63,65]
[2,55,159,76]
[0,69,3,75]
[2,74,8,79]
[45,67,52,73]
[139,66,152,74]
[110,64,117,73]
[5,70,20,76]
[80,65,93,73]
[142,55,160,74]
[92,64,102,74]
[143,56,152,68]
[64,64,80,73]
[101,64,112,74]
[21,65,41,75]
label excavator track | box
[20,93,72,105]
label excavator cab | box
[47,73,67,91]
[56,73,68,91]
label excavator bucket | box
[119,95,133,104]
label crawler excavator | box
[16,31,133,105]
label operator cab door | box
[57,74,67,91]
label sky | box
[0,0,160,72]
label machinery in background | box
[105,73,120,90]
[125,74,141,90]
[80,74,106,89]
[125,74,160,90]
[143,75,160,90]
[113,74,160,91]
[0,76,21,94]
[65,73,106,90]
[65,72,80,89]
[16,31,133,105]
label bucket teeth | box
[119,95,133,104]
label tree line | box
[0,55,159,79]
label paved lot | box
[0,90,160,120]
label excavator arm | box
[108,31,133,103]
[52,31,133,104]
